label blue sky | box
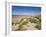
[12,6,41,16]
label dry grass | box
[12,15,41,31]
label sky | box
[12,6,41,16]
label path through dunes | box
[12,15,41,31]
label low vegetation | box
[12,16,41,31]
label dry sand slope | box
[12,15,41,31]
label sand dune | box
[12,15,41,31]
